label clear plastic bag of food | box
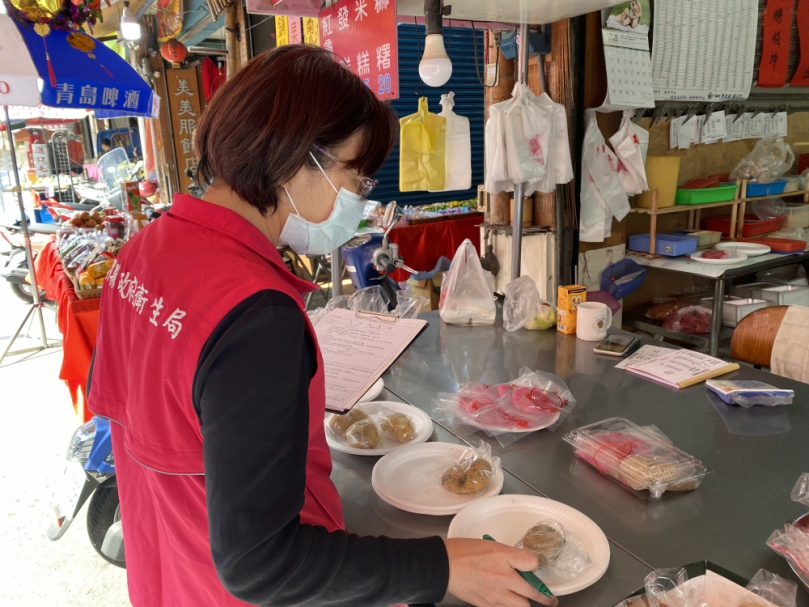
[767,524,809,584]
[705,380,794,408]
[348,286,390,313]
[516,519,592,582]
[441,440,500,495]
[664,305,712,334]
[563,417,711,499]
[435,368,576,446]
[378,406,417,444]
[392,291,429,319]
[327,407,370,438]
[792,473,809,507]
[344,417,379,450]
[730,136,795,184]
[439,239,496,325]
[307,294,351,326]
[644,568,706,607]
[502,275,557,332]
[744,569,798,607]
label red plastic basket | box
[704,214,784,237]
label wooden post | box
[649,189,658,256]
[688,209,695,230]
[695,208,702,231]
[730,200,739,240]
[737,180,747,240]
[225,4,239,79]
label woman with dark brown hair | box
[89,45,556,607]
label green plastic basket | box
[675,184,739,205]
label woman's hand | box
[444,538,559,607]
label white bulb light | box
[419,34,452,87]
[120,2,141,41]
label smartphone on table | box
[594,334,640,357]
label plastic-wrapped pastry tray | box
[563,417,711,500]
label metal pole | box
[2,106,49,354]
[511,23,530,281]
[331,248,343,297]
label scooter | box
[0,222,56,304]
[47,416,124,568]
[341,203,420,308]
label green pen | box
[483,534,555,600]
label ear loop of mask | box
[309,151,340,194]
[282,186,300,216]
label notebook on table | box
[314,308,428,413]
[620,346,739,389]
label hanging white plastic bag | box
[552,101,575,187]
[610,110,649,196]
[530,92,558,194]
[632,121,650,165]
[584,110,630,220]
[430,92,472,192]
[504,83,553,187]
[485,99,513,194]
[580,110,619,243]
[439,239,496,326]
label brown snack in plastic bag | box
[618,455,682,491]
[442,458,493,494]
[379,410,416,443]
[328,408,369,438]
[345,419,379,450]
[645,300,690,321]
[517,521,566,568]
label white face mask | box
[278,153,366,256]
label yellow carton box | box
[557,285,587,334]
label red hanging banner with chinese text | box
[792,0,809,85]
[318,0,399,100]
[758,0,796,87]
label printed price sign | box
[318,0,399,100]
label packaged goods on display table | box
[484,82,574,196]
[516,520,592,584]
[557,284,587,335]
[563,417,711,500]
[441,441,499,496]
[618,565,798,607]
[434,367,576,446]
[766,474,809,590]
[705,380,794,407]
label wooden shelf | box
[630,198,740,215]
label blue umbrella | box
[10,15,156,117]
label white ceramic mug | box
[576,302,613,342]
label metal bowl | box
[788,513,809,591]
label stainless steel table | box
[330,391,653,607]
[380,314,809,605]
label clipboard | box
[314,308,429,414]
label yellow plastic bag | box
[399,97,447,191]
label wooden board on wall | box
[165,68,204,195]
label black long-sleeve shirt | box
[190,290,449,607]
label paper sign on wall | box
[275,15,289,46]
[318,0,399,100]
[303,17,320,45]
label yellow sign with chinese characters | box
[303,17,319,46]
[275,15,289,46]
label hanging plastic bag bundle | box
[503,275,557,332]
[430,92,471,192]
[484,98,514,194]
[580,109,630,242]
[439,239,496,325]
[609,110,649,196]
[503,83,553,190]
[399,97,447,192]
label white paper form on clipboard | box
[314,308,428,413]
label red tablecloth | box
[35,240,100,422]
[387,215,483,282]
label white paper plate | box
[358,378,384,403]
[325,401,432,456]
[448,494,610,596]
[456,408,561,434]
[690,250,749,265]
[716,241,771,256]
[372,442,504,515]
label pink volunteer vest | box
[89,194,344,607]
